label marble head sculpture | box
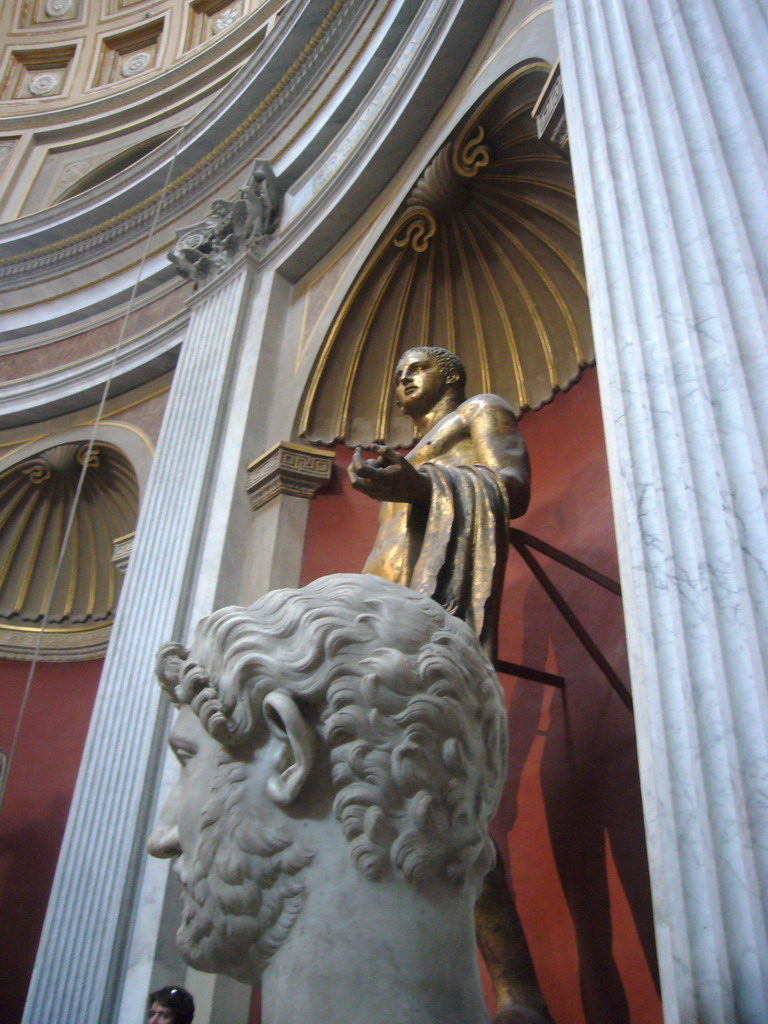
[148,573,507,1024]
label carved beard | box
[175,755,315,983]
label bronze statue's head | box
[394,347,466,415]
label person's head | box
[394,347,466,417]
[149,574,506,982]
[147,986,194,1024]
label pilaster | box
[554,2,768,1021]
[243,441,334,593]
[23,261,253,1024]
[23,163,283,1024]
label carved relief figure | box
[168,160,283,286]
[348,346,530,655]
[148,573,508,1024]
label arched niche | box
[299,62,593,449]
[0,431,143,661]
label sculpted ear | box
[262,691,316,806]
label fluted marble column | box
[22,262,255,1024]
[553,2,768,1022]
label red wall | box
[0,658,101,1024]
[300,367,662,1024]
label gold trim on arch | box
[0,440,139,661]
[299,61,594,448]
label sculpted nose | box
[147,816,181,859]
[148,771,184,858]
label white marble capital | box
[246,440,334,510]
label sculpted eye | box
[171,742,196,765]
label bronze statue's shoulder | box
[458,393,516,417]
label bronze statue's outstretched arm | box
[348,444,432,504]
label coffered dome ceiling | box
[0,441,138,660]
[0,0,284,111]
[300,63,593,448]
[0,0,286,217]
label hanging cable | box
[0,127,185,816]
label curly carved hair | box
[156,574,506,889]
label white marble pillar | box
[553,2,768,1022]
[22,261,255,1024]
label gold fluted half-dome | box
[300,62,592,448]
[0,441,138,660]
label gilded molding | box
[0,441,138,660]
[393,207,437,252]
[246,441,334,510]
[0,621,112,662]
[453,123,491,177]
[300,62,592,447]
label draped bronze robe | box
[363,461,510,655]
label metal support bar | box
[495,659,565,688]
[510,528,621,595]
[509,534,633,713]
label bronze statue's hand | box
[347,446,385,492]
[347,446,381,484]
[348,444,431,504]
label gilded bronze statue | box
[349,347,529,656]
[349,347,554,1024]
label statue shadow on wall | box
[495,461,660,1024]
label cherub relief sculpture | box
[149,573,508,1024]
[168,160,283,286]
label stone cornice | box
[0,303,186,429]
[246,441,334,509]
[532,62,568,150]
[112,533,135,578]
[0,0,503,422]
[0,0,499,295]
